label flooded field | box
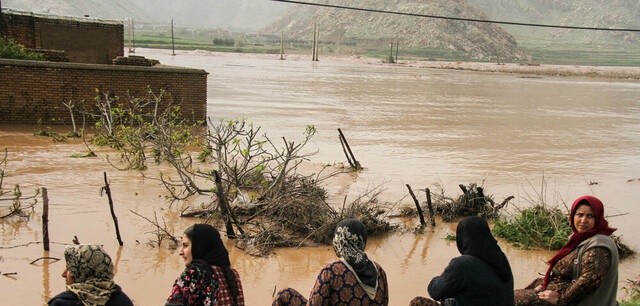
[1,48,639,305]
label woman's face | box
[179,236,193,267]
[62,267,74,285]
[573,204,596,234]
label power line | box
[269,0,640,32]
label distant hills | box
[3,0,639,61]
[260,0,529,61]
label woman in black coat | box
[410,216,514,306]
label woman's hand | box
[537,290,560,305]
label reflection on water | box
[1,49,640,305]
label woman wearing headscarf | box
[166,223,245,306]
[514,195,619,306]
[48,244,134,306]
[410,216,514,306]
[272,218,389,306]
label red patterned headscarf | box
[542,195,616,288]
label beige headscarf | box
[64,244,117,306]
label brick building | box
[0,7,208,125]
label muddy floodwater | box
[1,48,640,305]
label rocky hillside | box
[261,0,529,61]
[467,0,640,49]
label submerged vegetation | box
[493,205,571,250]
[44,89,391,256]
[0,149,40,220]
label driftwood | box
[29,257,60,265]
[406,184,426,226]
[101,172,123,246]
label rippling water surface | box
[1,48,639,305]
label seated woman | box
[514,195,619,306]
[166,223,245,306]
[410,216,514,306]
[48,244,134,306]
[272,218,389,305]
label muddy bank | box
[269,52,640,79]
[400,60,640,79]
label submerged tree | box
[89,91,391,255]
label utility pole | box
[312,22,319,61]
[127,17,135,54]
[171,18,175,56]
[395,40,399,63]
[1,0,4,35]
[280,30,284,60]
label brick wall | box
[0,58,208,125]
[1,9,124,64]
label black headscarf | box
[332,218,378,297]
[456,216,513,282]
[189,223,231,267]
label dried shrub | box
[430,183,511,222]
[232,184,391,256]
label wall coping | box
[0,58,208,75]
[1,8,123,25]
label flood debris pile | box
[233,183,391,256]
[86,104,392,256]
[429,183,513,222]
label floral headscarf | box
[542,195,617,288]
[64,244,116,306]
[332,218,378,299]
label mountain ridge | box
[3,0,639,60]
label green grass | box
[493,205,572,250]
[520,45,640,67]
[621,280,640,305]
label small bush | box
[493,205,571,250]
[0,37,45,60]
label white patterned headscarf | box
[64,244,116,306]
[332,218,379,299]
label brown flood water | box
[1,48,640,305]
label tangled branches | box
[234,183,391,256]
[428,182,513,222]
[97,109,392,256]
[0,149,40,220]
